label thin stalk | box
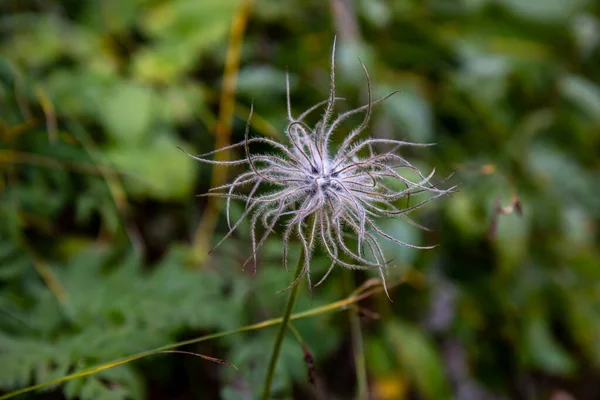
[351,312,368,400]
[192,0,254,265]
[261,246,306,399]
[344,269,369,400]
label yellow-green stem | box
[261,249,305,399]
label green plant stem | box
[350,313,368,400]
[261,249,306,399]
[344,269,369,400]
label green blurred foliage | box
[1,0,599,399]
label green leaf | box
[365,336,396,376]
[358,0,392,27]
[379,84,434,142]
[563,290,600,367]
[236,66,292,97]
[157,83,206,124]
[1,16,63,68]
[493,208,530,270]
[528,144,600,216]
[377,219,420,265]
[141,0,239,40]
[99,83,155,146]
[521,313,576,376]
[498,0,589,22]
[134,0,241,82]
[386,320,451,400]
[446,191,485,237]
[559,74,600,125]
[105,134,196,200]
[571,14,600,58]
[132,43,199,84]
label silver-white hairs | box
[182,39,454,299]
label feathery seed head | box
[183,38,453,298]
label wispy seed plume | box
[182,38,453,298]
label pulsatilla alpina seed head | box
[182,38,453,298]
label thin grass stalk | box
[261,247,306,399]
[192,0,254,265]
[344,269,369,400]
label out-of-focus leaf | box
[453,42,513,106]
[45,70,111,118]
[571,14,600,58]
[1,17,63,68]
[132,43,199,84]
[498,0,589,22]
[528,144,600,216]
[134,0,240,82]
[563,290,600,367]
[253,0,297,20]
[157,83,206,124]
[99,83,155,145]
[446,191,484,237]
[377,219,420,265]
[492,205,530,270]
[358,0,392,27]
[236,66,292,97]
[141,0,239,41]
[337,41,376,83]
[462,0,490,12]
[379,84,434,142]
[365,336,396,376]
[0,242,31,281]
[562,205,595,247]
[559,74,600,124]
[386,320,451,400]
[81,0,150,34]
[521,313,576,375]
[106,134,196,200]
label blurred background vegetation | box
[1,0,600,399]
